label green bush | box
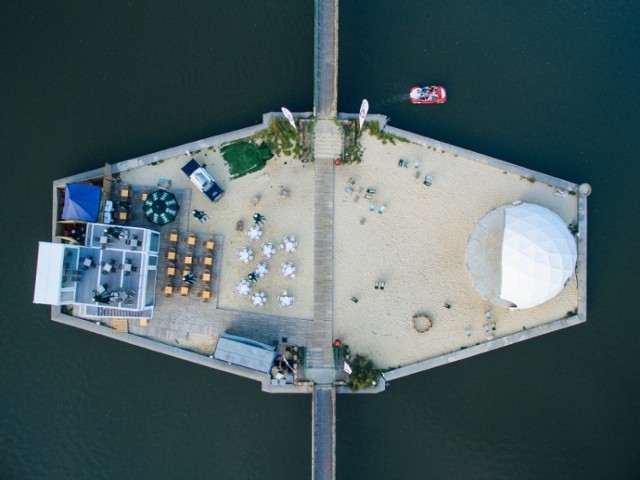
[348,354,381,392]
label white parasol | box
[247,224,263,241]
[251,291,267,307]
[279,235,297,253]
[236,278,252,296]
[281,262,296,278]
[278,290,294,307]
[261,242,276,259]
[255,262,269,278]
[237,247,254,263]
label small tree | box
[348,354,381,392]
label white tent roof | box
[33,242,65,305]
[467,203,577,309]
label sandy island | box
[121,129,578,369]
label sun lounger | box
[369,202,375,212]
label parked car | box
[181,159,225,202]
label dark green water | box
[2,1,639,479]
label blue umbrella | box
[62,183,101,221]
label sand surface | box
[121,131,578,370]
[122,147,315,321]
[333,134,578,368]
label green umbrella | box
[143,190,179,225]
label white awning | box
[33,242,65,305]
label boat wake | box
[375,93,410,107]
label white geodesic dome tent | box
[467,203,577,309]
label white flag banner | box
[343,362,353,375]
[358,99,369,130]
[281,107,297,130]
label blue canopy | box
[62,183,101,221]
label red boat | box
[409,85,447,104]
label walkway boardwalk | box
[310,119,342,369]
[314,0,338,118]
[310,1,341,477]
[312,385,336,480]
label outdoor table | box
[204,255,214,266]
[120,188,129,198]
[97,284,106,294]
[202,271,211,282]
[182,268,191,277]
[180,285,190,296]
[187,234,197,246]
[167,250,176,261]
[118,211,128,221]
[169,231,179,243]
[99,236,108,244]
[166,265,175,276]
[164,285,173,295]
[126,238,138,247]
[83,258,93,268]
[184,253,193,265]
[202,290,211,300]
[124,263,132,272]
[205,239,215,250]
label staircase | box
[313,120,342,160]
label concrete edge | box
[383,315,586,382]
[50,307,269,385]
[46,111,589,394]
[576,188,588,323]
